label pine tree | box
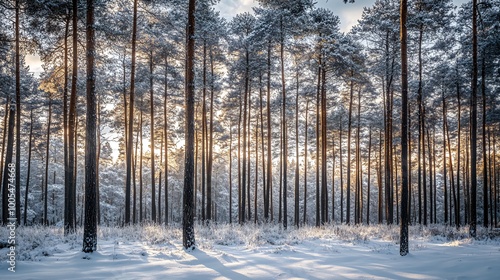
[83,0,98,253]
[183,0,196,250]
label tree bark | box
[400,0,409,256]
[470,0,478,238]
[125,0,138,225]
[149,50,156,223]
[44,97,52,225]
[183,0,196,249]
[82,0,98,252]
[23,109,33,225]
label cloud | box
[215,0,257,19]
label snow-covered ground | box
[1,224,499,279]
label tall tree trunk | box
[97,96,101,225]
[427,127,433,224]
[44,97,52,225]
[443,92,448,224]
[201,40,207,222]
[400,0,409,256]
[488,128,493,227]
[332,127,335,222]
[133,118,138,224]
[378,130,383,224]
[315,52,321,227]
[207,45,215,222]
[241,46,249,224]
[125,0,138,225]
[367,127,372,225]
[66,0,78,234]
[229,126,233,223]
[340,120,344,223]
[347,70,354,224]
[280,17,287,230]
[15,0,21,225]
[238,92,242,223]
[259,74,266,223]
[164,57,169,225]
[321,65,327,225]
[265,40,272,222]
[82,0,98,252]
[445,102,457,227]
[158,133,163,223]
[63,13,70,233]
[255,114,258,223]
[247,83,252,221]
[295,70,300,227]
[417,23,423,226]
[23,109,33,225]
[304,99,309,224]
[355,87,361,224]
[150,51,156,223]
[481,51,488,228]
[470,0,478,238]
[183,0,196,250]
[384,31,394,225]
[139,103,143,222]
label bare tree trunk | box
[207,46,215,222]
[265,40,272,222]
[183,0,196,249]
[355,87,361,224]
[280,17,288,230]
[367,127,372,225]
[295,70,300,227]
[315,43,321,227]
[82,0,98,251]
[347,70,354,224]
[66,0,78,234]
[321,65,327,225]
[378,130,383,224]
[427,127,433,224]
[149,51,156,223]
[158,133,163,223]
[238,93,242,223]
[304,100,309,224]
[470,0,478,238]
[259,74,266,223]
[241,46,249,224]
[332,127,335,223]
[481,51,488,228]
[63,13,70,232]
[445,101,457,227]
[44,97,52,225]
[400,0,409,256]
[229,126,233,223]
[133,118,138,224]
[340,120,344,223]
[164,57,169,226]
[125,0,139,225]
[139,102,143,223]
[23,109,33,225]
[443,92,448,224]
[15,0,21,224]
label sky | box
[215,0,470,32]
[26,0,470,77]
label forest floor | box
[1,223,499,279]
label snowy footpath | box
[1,224,499,279]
